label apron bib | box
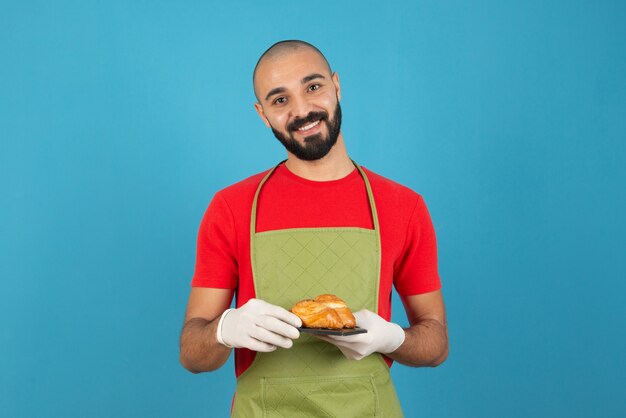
[231,162,403,418]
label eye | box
[308,84,320,92]
[273,97,287,105]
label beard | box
[270,102,342,161]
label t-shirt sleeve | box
[393,195,442,295]
[191,191,238,288]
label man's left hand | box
[318,310,405,360]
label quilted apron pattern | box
[231,162,403,418]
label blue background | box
[2,1,625,417]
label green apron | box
[231,162,404,418]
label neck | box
[284,134,354,181]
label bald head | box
[253,40,332,100]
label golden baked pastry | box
[291,294,356,329]
[291,300,343,329]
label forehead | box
[254,48,331,95]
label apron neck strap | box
[250,160,380,235]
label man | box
[180,40,448,417]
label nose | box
[289,94,312,120]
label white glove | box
[216,298,302,352]
[318,309,405,360]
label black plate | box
[297,327,367,336]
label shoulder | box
[360,166,422,205]
[215,168,272,205]
[203,168,273,227]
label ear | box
[332,72,341,102]
[254,102,271,128]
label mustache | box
[287,111,329,131]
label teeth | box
[298,120,320,131]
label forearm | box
[179,316,231,373]
[386,318,448,367]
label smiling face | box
[253,46,342,161]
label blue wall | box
[2,1,624,417]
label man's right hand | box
[218,298,302,352]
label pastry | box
[291,299,343,329]
[290,294,356,329]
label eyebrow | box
[265,86,286,102]
[264,73,327,102]
[302,73,326,84]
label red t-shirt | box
[192,163,441,376]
